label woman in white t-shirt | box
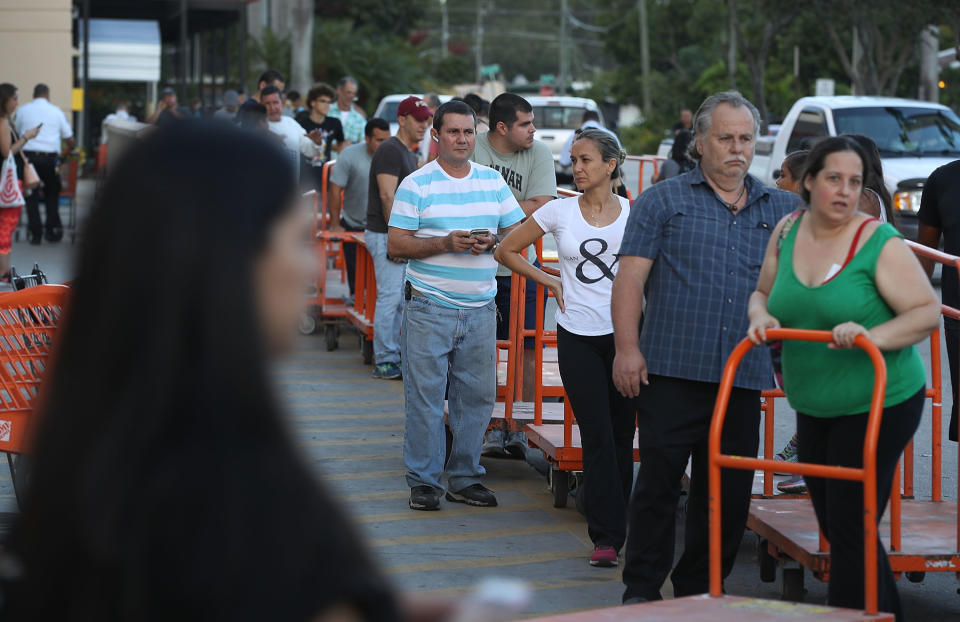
[494,128,636,568]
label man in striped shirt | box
[388,100,525,511]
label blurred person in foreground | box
[495,128,635,567]
[328,117,391,296]
[14,83,74,244]
[388,100,524,511]
[747,136,939,620]
[917,158,960,442]
[613,91,798,602]
[0,122,404,621]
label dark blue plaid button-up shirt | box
[619,166,799,390]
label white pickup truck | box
[749,96,960,239]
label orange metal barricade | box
[624,155,666,197]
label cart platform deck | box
[522,595,892,621]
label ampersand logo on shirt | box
[575,238,618,284]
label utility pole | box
[638,0,651,116]
[559,0,569,94]
[475,0,485,84]
[440,0,449,60]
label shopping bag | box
[0,152,25,208]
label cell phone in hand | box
[469,228,490,239]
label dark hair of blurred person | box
[652,129,695,183]
[0,122,398,622]
[236,101,269,132]
[843,133,894,223]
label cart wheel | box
[298,312,317,335]
[758,537,776,583]
[906,571,925,583]
[780,567,805,601]
[325,324,339,351]
[361,337,373,364]
[551,468,569,508]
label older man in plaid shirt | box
[612,91,798,602]
[328,77,367,146]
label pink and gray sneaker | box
[589,545,618,567]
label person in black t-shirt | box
[918,159,960,442]
[295,83,344,190]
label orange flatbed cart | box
[526,328,894,621]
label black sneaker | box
[409,485,441,511]
[445,484,497,507]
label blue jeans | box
[365,230,405,365]
[401,294,497,491]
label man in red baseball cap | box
[364,96,431,380]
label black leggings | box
[556,326,638,549]
[798,387,925,622]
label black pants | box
[23,152,62,238]
[622,375,760,601]
[798,388,924,622]
[556,326,638,550]
[339,220,364,295]
[945,322,958,442]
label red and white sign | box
[0,419,11,443]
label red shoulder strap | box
[822,218,877,285]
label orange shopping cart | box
[522,328,894,621]
[0,285,69,507]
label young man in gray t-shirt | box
[470,93,557,456]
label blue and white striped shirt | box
[389,160,525,309]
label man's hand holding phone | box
[468,228,494,255]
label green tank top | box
[766,216,926,417]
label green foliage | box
[312,19,421,114]
[248,28,291,83]
[941,65,960,112]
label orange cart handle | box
[708,328,887,615]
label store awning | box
[78,19,161,82]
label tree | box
[731,0,800,132]
[816,0,942,96]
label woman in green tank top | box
[745,137,940,620]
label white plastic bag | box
[0,151,24,208]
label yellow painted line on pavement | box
[355,503,542,524]
[291,412,404,421]
[414,575,623,599]
[294,423,404,434]
[369,523,573,547]
[313,452,400,463]
[325,469,405,481]
[301,437,402,447]
[386,549,588,575]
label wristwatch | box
[488,233,500,253]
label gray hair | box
[688,90,761,161]
[423,93,442,109]
[574,127,627,181]
[336,76,358,89]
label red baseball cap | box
[397,96,432,121]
